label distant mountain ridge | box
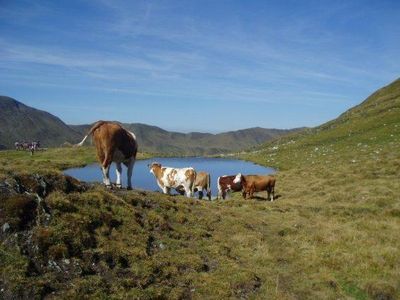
[0,96,303,154]
[70,123,302,155]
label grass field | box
[1,79,399,299]
[0,146,152,175]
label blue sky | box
[0,0,399,133]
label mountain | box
[0,96,81,148]
[70,123,302,155]
[0,96,302,154]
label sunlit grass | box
[0,146,152,174]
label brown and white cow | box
[217,173,243,199]
[75,121,138,190]
[176,171,212,200]
[241,174,276,201]
[149,162,196,197]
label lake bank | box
[64,157,275,197]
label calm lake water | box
[64,157,274,197]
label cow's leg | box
[217,177,222,200]
[126,158,135,190]
[242,188,247,199]
[207,189,212,201]
[185,183,194,198]
[248,185,255,199]
[270,186,275,202]
[222,190,227,200]
[176,187,185,195]
[186,189,193,198]
[250,186,255,199]
[115,162,122,188]
[102,153,113,188]
[162,186,171,195]
[101,164,111,188]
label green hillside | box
[0,96,82,148]
[242,78,400,170]
[0,79,399,299]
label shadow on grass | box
[248,194,282,201]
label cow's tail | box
[190,169,197,197]
[75,121,106,147]
[217,176,222,199]
[207,173,212,200]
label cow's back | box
[162,167,196,189]
[180,168,196,187]
[93,122,137,159]
[218,175,242,191]
[244,175,275,191]
[195,172,208,188]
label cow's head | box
[148,162,162,175]
[233,173,243,184]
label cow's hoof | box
[116,184,122,189]
[105,185,113,190]
[127,186,132,190]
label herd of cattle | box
[15,141,41,154]
[76,121,276,201]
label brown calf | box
[76,121,138,189]
[241,174,276,201]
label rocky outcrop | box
[0,173,87,299]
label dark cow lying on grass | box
[217,173,243,199]
[76,121,138,190]
[240,174,276,201]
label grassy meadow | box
[0,146,152,175]
[1,79,399,299]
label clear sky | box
[0,0,399,133]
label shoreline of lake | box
[64,157,275,197]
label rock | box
[2,223,10,232]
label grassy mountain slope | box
[242,77,400,170]
[0,78,399,299]
[0,96,82,148]
[237,78,400,298]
